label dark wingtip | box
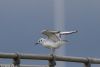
[75,30,78,33]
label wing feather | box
[60,30,78,35]
[42,30,60,42]
[42,30,78,42]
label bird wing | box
[42,30,61,42]
[60,30,78,35]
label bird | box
[36,29,78,55]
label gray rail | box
[0,52,100,67]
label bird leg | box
[49,48,56,66]
[50,48,55,55]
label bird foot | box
[49,54,56,66]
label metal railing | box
[0,52,100,67]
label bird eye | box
[38,40,42,42]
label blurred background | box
[0,0,100,67]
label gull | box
[36,29,78,55]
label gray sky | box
[0,0,100,67]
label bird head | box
[35,38,45,45]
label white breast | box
[42,40,65,49]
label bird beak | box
[35,42,39,44]
[33,42,38,47]
[32,41,39,47]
